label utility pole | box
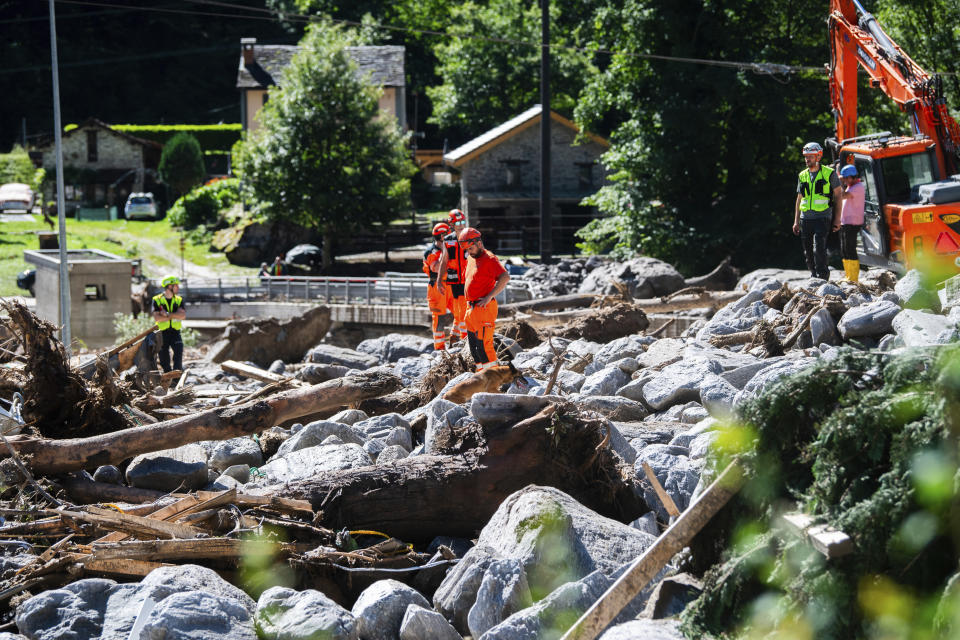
[539,0,552,264]
[48,0,71,354]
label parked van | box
[0,183,34,212]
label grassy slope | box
[0,218,250,297]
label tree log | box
[265,403,647,541]
[3,373,401,475]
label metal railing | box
[170,275,532,306]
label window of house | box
[577,162,594,190]
[84,284,106,300]
[501,160,528,190]
[86,130,98,162]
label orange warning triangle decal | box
[935,232,960,254]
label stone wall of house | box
[39,126,145,171]
[459,122,609,197]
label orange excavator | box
[827,0,960,278]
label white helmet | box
[802,142,823,159]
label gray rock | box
[141,564,256,615]
[880,291,901,304]
[219,464,250,483]
[470,394,560,428]
[352,579,431,640]
[809,308,840,347]
[357,333,433,363]
[586,335,650,374]
[376,445,409,464]
[139,591,256,640]
[680,403,709,424]
[636,445,702,521]
[615,373,652,402]
[878,334,898,351]
[630,512,660,537]
[578,396,648,422]
[328,409,369,425]
[393,356,435,386]
[256,586,357,640]
[641,573,703,620]
[434,486,657,634]
[637,338,685,369]
[838,300,902,339]
[467,559,532,638]
[251,444,372,487]
[895,269,941,312]
[597,620,686,640]
[577,257,684,299]
[642,358,723,411]
[306,344,380,369]
[126,444,209,492]
[580,366,632,397]
[609,357,640,375]
[353,413,411,439]
[892,309,955,346]
[733,358,816,406]
[276,420,365,457]
[689,430,720,460]
[268,359,286,374]
[551,369,586,394]
[92,465,122,484]
[399,605,461,640]
[424,398,460,454]
[683,342,760,372]
[299,363,352,384]
[208,437,263,473]
[669,419,716,449]
[816,282,844,297]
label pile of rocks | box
[13,264,960,640]
[522,257,686,299]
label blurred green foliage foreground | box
[681,346,960,639]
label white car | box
[0,183,34,212]
[124,192,157,220]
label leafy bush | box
[159,132,206,197]
[0,146,42,187]
[167,178,240,229]
[113,312,198,348]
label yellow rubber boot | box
[841,259,854,282]
[849,259,860,282]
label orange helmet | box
[448,209,466,225]
[432,222,451,237]
[458,227,482,243]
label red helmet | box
[432,222,451,237]
[448,209,466,224]
[458,227,482,243]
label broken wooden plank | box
[79,556,167,578]
[93,495,202,545]
[780,512,854,559]
[87,538,311,562]
[641,461,681,518]
[220,360,306,387]
[560,461,745,640]
[191,491,313,517]
[52,507,204,540]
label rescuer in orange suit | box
[436,210,469,344]
[423,222,452,350]
[459,227,510,371]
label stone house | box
[443,105,609,255]
[32,118,163,214]
[236,38,406,133]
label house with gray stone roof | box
[236,38,406,133]
[443,105,609,255]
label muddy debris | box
[555,301,650,342]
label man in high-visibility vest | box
[152,275,187,372]
[793,142,841,280]
[424,222,453,350]
[458,227,510,371]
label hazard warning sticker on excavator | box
[912,211,934,224]
[935,232,960,254]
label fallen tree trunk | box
[512,291,746,330]
[500,293,600,315]
[2,373,401,475]
[683,257,739,291]
[268,403,647,541]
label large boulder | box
[275,420,365,457]
[892,309,955,346]
[306,344,380,370]
[208,306,332,367]
[125,444,209,492]
[433,486,657,634]
[248,443,372,487]
[138,591,256,640]
[635,444,702,520]
[579,367,631,397]
[577,257,685,299]
[256,586,357,640]
[894,269,941,312]
[642,358,723,411]
[399,605,461,640]
[837,300,901,339]
[351,580,431,640]
[208,437,263,473]
[357,333,434,363]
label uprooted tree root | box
[0,300,132,438]
[499,319,542,349]
[556,302,650,342]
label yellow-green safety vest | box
[153,294,183,330]
[798,165,835,215]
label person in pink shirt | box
[838,164,865,281]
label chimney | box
[241,38,256,66]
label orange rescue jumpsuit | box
[464,248,507,370]
[423,245,451,350]
[441,238,468,342]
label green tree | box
[426,0,595,139]
[235,21,415,267]
[0,146,40,186]
[159,133,206,198]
